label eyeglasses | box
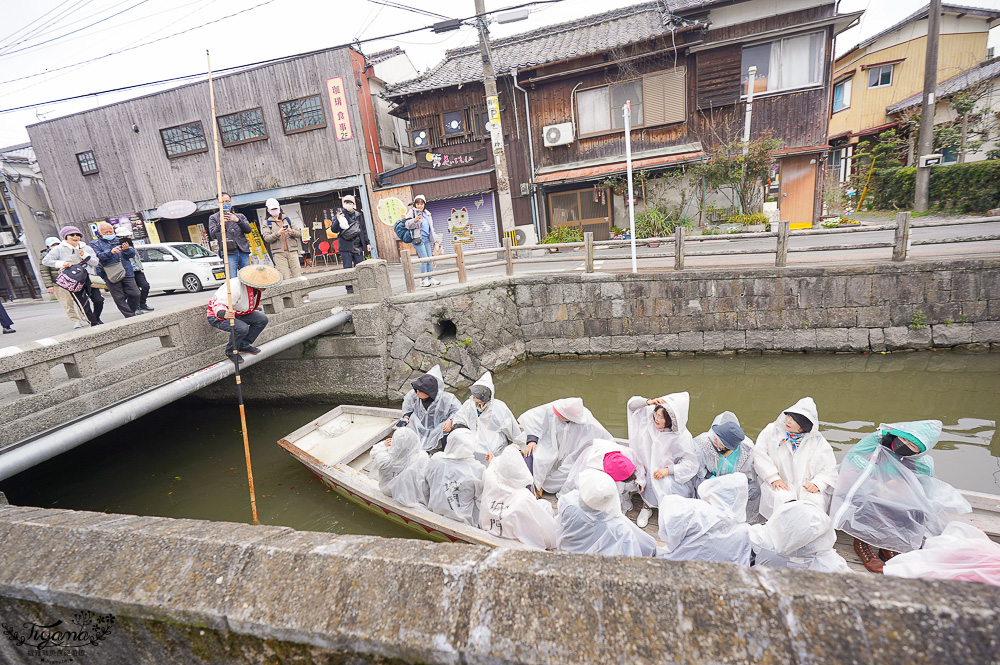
[66,234,82,238]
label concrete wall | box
[2,499,999,665]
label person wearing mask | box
[517,397,613,496]
[450,371,523,464]
[403,195,440,288]
[422,428,486,527]
[479,445,558,549]
[399,365,462,452]
[206,264,282,363]
[369,428,429,508]
[208,193,253,278]
[556,469,657,557]
[116,226,153,313]
[40,236,86,329]
[693,411,763,524]
[754,397,837,520]
[335,194,371,294]
[831,420,971,573]
[261,198,305,282]
[43,225,103,327]
[560,438,645,514]
[627,392,699,528]
[91,221,139,318]
[656,474,752,566]
[749,500,851,574]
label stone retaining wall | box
[1,501,998,665]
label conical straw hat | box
[238,264,283,289]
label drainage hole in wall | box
[435,319,458,343]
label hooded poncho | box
[693,411,763,524]
[556,469,657,557]
[369,428,429,507]
[517,398,613,493]
[656,474,752,565]
[749,500,852,574]
[401,365,462,451]
[560,438,646,512]
[423,428,486,527]
[451,371,524,463]
[753,397,837,519]
[830,420,971,552]
[626,393,698,506]
[479,446,558,549]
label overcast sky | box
[1,0,999,148]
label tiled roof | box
[887,57,1000,114]
[0,142,33,162]
[839,3,1000,57]
[385,1,718,98]
[367,46,405,64]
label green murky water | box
[1,351,997,536]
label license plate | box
[213,271,226,280]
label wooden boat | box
[279,404,1000,572]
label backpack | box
[394,218,419,244]
[56,264,89,293]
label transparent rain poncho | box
[693,411,763,524]
[517,398,613,493]
[626,392,698,506]
[401,365,462,451]
[830,420,971,553]
[479,446,557,549]
[884,521,1000,587]
[423,428,486,527]
[369,428,429,508]
[753,396,837,519]
[560,438,646,512]
[749,500,851,574]
[451,371,524,463]
[556,469,657,557]
[655,474,752,565]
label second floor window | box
[868,64,893,88]
[218,108,267,146]
[160,121,208,157]
[76,151,98,175]
[279,95,325,134]
[832,78,852,112]
[577,69,686,136]
[442,109,467,136]
[742,31,825,96]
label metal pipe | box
[0,310,353,481]
[512,68,539,236]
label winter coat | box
[91,236,136,278]
[261,213,304,254]
[208,210,253,254]
[334,208,370,256]
[44,241,99,277]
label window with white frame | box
[741,31,826,96]
[832,78,852,112]
[867,64,893,88]
[576,69,685,136]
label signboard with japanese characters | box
[417,147,488,170]
[326,76,354,141]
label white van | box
[135,242,227,293]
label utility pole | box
[914,0,941,213]
[475,0,516,232]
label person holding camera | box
[335,194,371,294]
[208,192,253,278]
[260,198,304,281]
[92,221,140,318]
[404,194,440,288]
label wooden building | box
[26,46,408,260]
[383,0,860,238]
[0,143,56,300]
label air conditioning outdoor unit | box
[512,225,538,247]
[543,122,574,147]
[0,232,13,246]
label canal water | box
[1,351,997,538]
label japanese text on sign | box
[486,95,501,124]
[326,77,353,141]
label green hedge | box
[866,160,1000,212]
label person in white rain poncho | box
[422,427,485,527]
[400,365,461,452]
[560,438,645,513]
[368,428,429,508]
[749,500,852,573]
[556,469,657,557]
[517,398,612,495]
[479,446,558,549]
[753,397,837,520]
[830,419,971,574]
[693,412,763,524]
[451,371,523,463]
[656,474,753,565]
[627,392,698,528]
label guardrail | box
[399,212,1000,292]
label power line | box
[366,0,449,20]
[0,0,81,51]
[0,0,94,54]
[0,0,155,59]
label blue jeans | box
[225,251,252,278]
[0,301,12,329]
[413,238,432,275]
[207,310,268,354]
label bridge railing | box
[397,213,1000,291]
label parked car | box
[135,242,227,293]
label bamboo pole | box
[207,50,259,526]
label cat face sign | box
[449,207,470,229]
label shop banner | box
[425,192,498,255]
[326,77,354,141]
[417,147,488,171]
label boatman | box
[206,264,282,363]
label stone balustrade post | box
[775,220,790,267]
[401,250,416,293]
[584,232,594,273]
[893,211,911,262]
[674,226,685,271]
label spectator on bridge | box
[422,428,485,527]
[402,194,439,288]
[450,371,523,464]
[749,500,851,574]
[517,397,613,497]
[0,300,13,334]
[559,438,645,514]
[92,221,139,318]
[655,474,752,566]
[369,428,429,508]
[754,397,837,520]
[116,226,153,313]
[335,195,371,294]
[627,392,699,528]
[207,264,282,364]
[556,469,656,557]
[40,236,85,329]
[693,412,763,524]
[399,365,461,452]
[479,445,557,549]
[208,193,253,278]
[261,198,305,282]
[43,226,103,327]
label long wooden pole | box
[207,50,259,525]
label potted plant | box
[635,207,675,245]
[540,225,584,252]
[726,211,768,233]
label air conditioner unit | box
[512,225,538,247]
[0,232,12,246]
[543,122,574,147]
